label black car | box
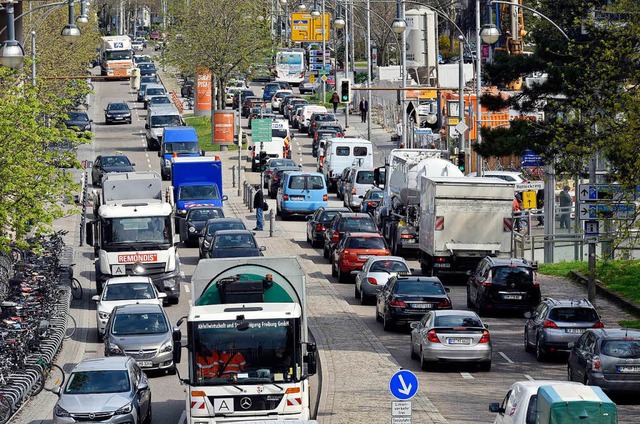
[198,218,247,259]
[104,102,132,124]
[376,276,452,331]
[64,111,92,132]
[312,129,338,157]
[466,257,541,316]
[137,62,157,77]
[263,158,298,188]
[141,75,159,85]
[232,89,256,110]
[322,212,378,259]
[91,155,135,186]
[360,188,384,215]
[137,83,149,102]
[306,207,350,247]
[268,166,301,199]
[279,94,294,114]
[179,206,225,247]
[242,96,263,118]
[205,230,265,259]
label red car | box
[331,232,391,283]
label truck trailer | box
[174,257,317,423]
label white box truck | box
[99,35,133,78]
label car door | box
[528,303,548,345]
[179,210,191,242]
[131,362,151,420]
[576,331,596,383]
[412,313,431,354]
[467,260,485,303]
[308,209,321,239]
[568,332,589,382]
[92,156,102,183]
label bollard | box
[248,186,253,212]
[243,181,248,204]
[269,209,275,237]
[232,165,236,188]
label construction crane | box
[494,0,527,90]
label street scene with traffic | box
[2,1,640,424]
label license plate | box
[433,263,450,268]
[565,328,584,334]
[411,303,434,309]
[403,239,416,243]
[359,255,373,260]
[137,361,153,368]
[114,117,123,120]
[502,294,523,300]
[447,338,471,345]
[290,196,304,201]
[617,366,640,373]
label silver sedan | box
[410,310,492,371]
[354,256,410,304]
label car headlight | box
[188,226,196,233]
[164,278,176,288]
[115,403,133,415]
[98,311,110,320]
[160,340,173,353]
[84,124,91,130]
[106,113,112,117]
[164,159,171,167]
[109,343,124,355]
[54,405,70,417]
[203,240,211,248]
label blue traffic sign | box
[389,370,419,400]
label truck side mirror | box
[305,343,317,375]
[172,328,182,364]
[145,124,149,129]
[157,151,161,158]
[489,403,504,414]
[373,167,382,187]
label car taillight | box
[591,355,602,371]
[543,319,558,329]
[331,230,339,242]
[274,175,279,181]
[367,277,377,285]
[389,299,406,308]
[481,273,493,287]
[479,330,491,343]
[283,194,289,201]
[593,321,604,328]
[437,299,452,308]
[323,194,328,201]
[367,201,377,207]
[400,233,414,239]
[426,329,440,343]
[315,224,325,231]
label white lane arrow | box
[397,375,412,396]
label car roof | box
[367,255,406,262]
[319,207,350,212]
[508,380,582,394]
[345,232,383,238]
[72,357,132,372]
[214,229,253,236]
[100,154,130,160]
[431,309,479,317]
[396,276,443,283]
[206,217,243,224]
[338,212,372,218]
[188,206,223,212]
[105,276,153,285]
[542,298,595,308]
[113,303,164,314]
[589,328,640,338]
[485,257,535,267]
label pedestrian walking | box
[253,185,264,231]
[559,186,572,230]
[395,120,403,148]
[359,98,369,123]
[536,189,545,226]
[331,91,340,114]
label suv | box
[263,82,281,101]
[308,112,339,137]
[524,298,603,361]
[466,257,541,316]
[322,212,378,259]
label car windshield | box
[68,112,88,121]
[548,307,599,322]
[178,185,220,200]
[138,64,155,70]
[189,209,224,221]
[318,131,337,140]
[207,222,246,235]
[112,312,168,335]
[356,171,374,184]
[272,128,288,138]
[103,283,154,301]
[342,218,377,232]
[269,159,296,169]
[150,115,182,127]
[213,234,257,249]
[370,260,408,273]
[321,211,340,223]
[109,103,128,111]
[102,156,131,167]
[346,237,385,249]
[317,114,336,122]
[601,340,640,358]
[141,77,157,84]
[164,142,199,154]
[150,97,171,104]
[65,370,130,394]
[367,191,383,200]
[146,88,165,96]
[492,267,533,285]
[395,280,446,295]
[434,315,483,328]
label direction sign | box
[392,401,412,416]
[522,190,537,210]
[585,220,599,243]
[321,75,328,82]
[514,181,544,192]
[578,184,640,202]
[579,203,636,220]
[251,119,272,143]
[389,370,418,400]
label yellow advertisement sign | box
[406,89,437,99]
[291,12,331,42]
[522,190,537,210]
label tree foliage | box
[478,0,640,189]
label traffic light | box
[259,151,268,172]
[339,79,351,103]
[457,152,466,173]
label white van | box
[299,105,327,133]
[322,138,373,191]
[344,168,375,211]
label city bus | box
[274,48,306,86]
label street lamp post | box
[366,0,372,140]
[0,2,25,68]
[280,0,288,47]
[31,30,36,86]
[311,0,326,103]
[392,0,407,148]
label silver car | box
[104,303,178,373]
[354,256,410,304]
[52,357,151,424]
[410,310,492,371]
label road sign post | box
[251,119,272,143]
[389,370,417,424]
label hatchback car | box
[331,232,390,283]
[466,257,541,316]
[335,167,353,200]
[143,84,166,109]
[64,111,92,132]
[263,82,281,101]
[92,276,166,339]
[137,62,157,77]
[104,102,132,125]
[376,276,452,331]
[206,229,265,259]
[104,303,178,372]
[568,328,640,393]
[410,310,492,371]
[179,206,225,247]
[198,217,247,258]
[268,166,301,198]
[264,158,298,188]
[360,188,384,214]
[140,75,159,85]
[91,155,135,186]
[271,89,293,110]
[524,298,603,361]
[276,172,328,220]
[322,212,378,259]
[306,206,350,248]
[52,357,151,424]
[285,98,308,120]
[355,256,410,304]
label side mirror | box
[85,221,94,245]
[489,403,504,414]
[52,386,61,395]
[172,328,182,364]
[409,322,420,329]
[568,342,575,349]
[131,163,136,167]
[306,215,313,220]
[91,295,100,301]
[445,287,451,293]
[222,195,229,202]
[157,151,161,158]
[259,246,266,251]
[465,270,472,276]
[137,380,149,391]
[358,195,364,199]
[524,312,532,319]
[158,292,167,299]
[145,124,149,129]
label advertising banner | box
[196,67,212,113]
[212,111,235,146]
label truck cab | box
[159,126,202,180]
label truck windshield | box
[105,50,132,61]
[102,216,172,246]
[179,185,220,201]
[151,115,182,127]
[164,142,199,154]
[191,318,298,385]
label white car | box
[92,276,166,339]
[131,40,144,51]
[354,256,410,304]
[271,89,293,111]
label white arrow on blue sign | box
[389,370,419,400]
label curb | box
[568,270,640,318]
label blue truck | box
[171,156,227,227]
[159,126,203,180]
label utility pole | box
[587,155,597,305]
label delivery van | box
[322,138,373,191]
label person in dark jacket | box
[359,98,369,123]
[331,91,340,113]
[253,185,264,231]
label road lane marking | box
[499,352,514,364]
[524,374,534,381]
[460,372,474,379]
[184,284,190,293]
[177,410,186,424]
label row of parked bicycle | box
[0,232,78,424]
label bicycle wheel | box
[71,278,83,300]
[64,312,77,340]
[27,366,45,396]
[43,363,65,392]
[0,395,14,424]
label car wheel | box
[142,402,152,424]
[466,287,473,308]
[535,335,546,362]
[584,372,593,386]
[420,348,430,371]
[306,231,311,244]
[567,364,573,381]
[410,341,419,360]
[276,205,281,216]
[311,239,319,248]
[198,250,203,259]
[323,245,329,259]
[376,305,382,322]
[338,267,349,284]
[97,330,103,342]
[331,261,338,277]
[360,293,370,306]
[354,283,360,299]
[524,329,532,353]
[479,361,492,372]
[281,210,289,221]
[383,311,393,332]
